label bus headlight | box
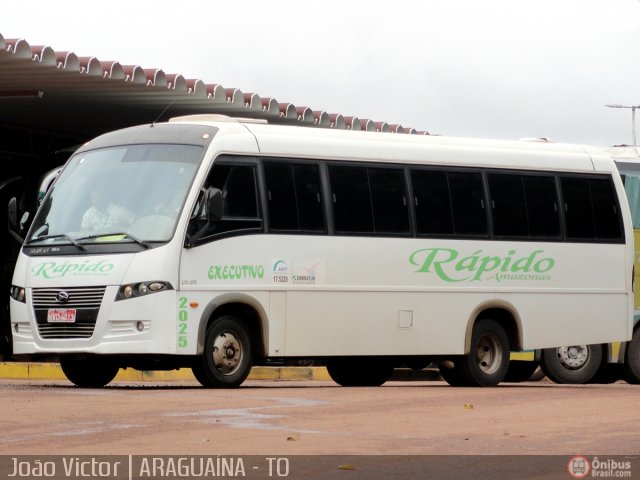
[10,285,26,303]
[116,281,173,301]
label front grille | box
[33,286,106,339]
[32,287,106,308]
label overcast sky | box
[2,0,640,147]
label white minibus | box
[9,115,634,387]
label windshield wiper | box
[27,234,86,251]
[76,232,150,249]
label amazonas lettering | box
[409,248,555,282]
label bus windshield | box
[26,144,204,247]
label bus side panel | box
[506,293,629,350]
[284,291,482,356]
[179,235,631,358]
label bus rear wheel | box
[448,319,510,387]
[623,328,640,384]
[193,316,253,388]
[60,355,119,388]
[326,359,394,387]
[541,344,602,384]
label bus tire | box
[456,319,510,387]
[589,363,622,384]
[623,328,640,384]
[60,355,119,388]
[196,316,253,388]
[326,359,394,387]
[541,344,602,384]
[503,360,541,383]
[190,360,210,387]
[529,365,546,381]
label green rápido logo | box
[31,260,115,279]
[208,264,265,280]
[409,248,555,282]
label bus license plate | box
[47,309,77,323]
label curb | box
[0,362,332,383]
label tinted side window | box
[369,168,409,234]
[293,164,325,232]
[264,162,297,231]
[411,170,454,235]
[488,173,528,237]
[523,175,560,238]
[590,178,622,240]
[330,165,373,234]
[449,172,487,236]
[561,177,595,240]
[264,162,325,233]
[561,176,623,241]
[213,165,259,218]
[194,163,262,237]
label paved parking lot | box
[1,378,638,456]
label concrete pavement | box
[0,362,333,382]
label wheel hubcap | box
[476,333,503,374]
[557,345,588,369]
[212,331,243,375]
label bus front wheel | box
[541,344,602,384]
[623,328,640,384]
[60,355,119,388]
[194,316,253,388]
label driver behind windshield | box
[81,188,135,231]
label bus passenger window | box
[561,177,595,240]
[293,164,325,232]
[523,175,560,239]
[368,168,409,234]
[329,165,409,236]
[264,162,325,233]
[329,165,374,234]
[411,170,454,235]
[590,178,623,241]
[449,172,487,236]
[264,162,297,231]
[488,173,528,238]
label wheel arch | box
[196,293,268,358]
[464,301,522,354]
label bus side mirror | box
[8,197,17,232]
[207,188,223,223]
[7,197,25,244]
[185,188,223,248]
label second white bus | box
[9,115,634,387]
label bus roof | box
[173,115,614,174]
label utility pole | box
[605,104,640,146]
